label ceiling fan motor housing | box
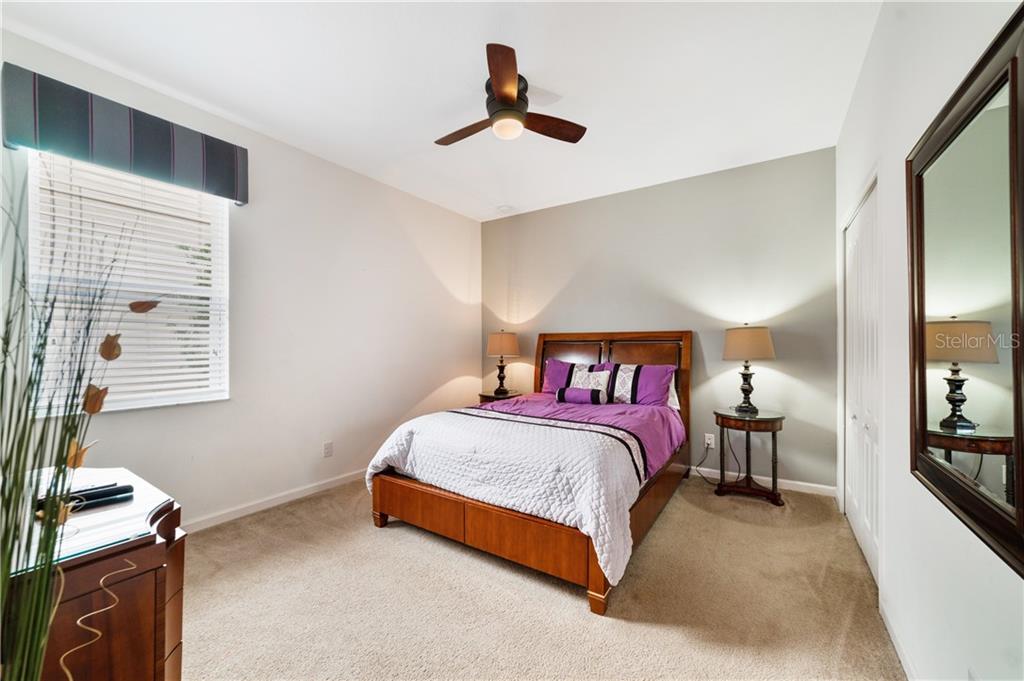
[485,75,529,122]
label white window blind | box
[29,150,229,412]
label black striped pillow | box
[555,387,610,404]
[593,363,676,406]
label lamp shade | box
[723,326,776,361]
[486,331,520,358]
[926,320,998,363]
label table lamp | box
[926,318,998,433]
[486,330,520,395]
[723,324,776,416]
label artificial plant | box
[1,154,155,679]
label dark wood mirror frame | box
[907,4,1024,577]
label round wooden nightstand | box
[713,407,786,506]
[926,425,1015,506]
[479,390,522,403]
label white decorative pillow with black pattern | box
[609,364,637,404]
[556,368,611,404]
[569,366,609,390]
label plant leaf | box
[129,300,159,313]
[83,384,109,415]
[99,333,122,361]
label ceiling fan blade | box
[434,119,491,146]
[486,43,519,106]
[524,113,587,143]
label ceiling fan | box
[434,44,587,146]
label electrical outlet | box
[704,433,715,449]
[322,441,334,458]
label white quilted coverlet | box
[365,410,642,584]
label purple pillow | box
[593,363,676,406]
[541,358,573,393]
[556,387,609,405]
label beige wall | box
[2,32,483,527]
[482,148,838,488]
[835,2,1022,679]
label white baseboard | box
[693,466,836,497]
[880,598,917,680]
[182,463,835,532]
[183,469,364,532]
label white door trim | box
[836,170,878,516]
[840,174,882,582]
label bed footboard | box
[370,444,688,615]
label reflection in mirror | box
[922,82,1015,510]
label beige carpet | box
[182,478,904,680]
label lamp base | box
[494,358,509,395]
[938,414,978,435]
[734,402,760,416]
[734,361,758,416]
[940,362,977,434]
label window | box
[28,150,229,411]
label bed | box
[366,330,692,614]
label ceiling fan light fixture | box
[434,44,585,146]
[491,111,524,141]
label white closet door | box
[844,186,881,580]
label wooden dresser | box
[37,468,185,681]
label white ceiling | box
[2,2,880,221]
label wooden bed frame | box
[370,330,692,614]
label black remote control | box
[69,493,134,513]
[35,484,134,511]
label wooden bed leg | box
[588,587,609,615]
[586,542,610,615]
[371,475,388,528]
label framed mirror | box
[908,8,1024,576]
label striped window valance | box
[2,62,248,205]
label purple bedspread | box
[476,392,686,478]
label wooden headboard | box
[533,331,693,433]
